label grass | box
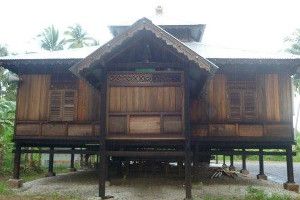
[245,187,292,200]
[201,186,295,200]
[0,165,79,199]
[0,181,11,195]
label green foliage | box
[0,45,8,57]
[64,24,96,49]
[0,67,17,101]
[0,99,15,173]
[285,29,300,55]
[0,181,11,195]
[245,187,291,200]
[37,25,65,51]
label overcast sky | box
[1,0,300,54]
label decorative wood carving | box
[108,72,182,86]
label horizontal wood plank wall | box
[17,75,50,121]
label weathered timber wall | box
[16,74,101,137]
[191,72,293,139]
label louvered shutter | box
[63,90,76,121]
[229,91,242,119]
[49,90,63,121]
[243,91,256,119]
[49,90,76,121]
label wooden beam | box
[106,62,183,69]
[15,148,295,156]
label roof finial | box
[155,5,163,16]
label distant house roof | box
[109,24,206,42]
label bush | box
[0,99,15,174]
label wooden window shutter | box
[63,90,76,121]
[49,90,76,121]
[243,91,256,119]
[229,91,242,119]
[49,90,63,121]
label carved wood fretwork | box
[108,72,182,86]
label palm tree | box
[0,45,8,57]
[64,24,96,49]
[37,25,65,51]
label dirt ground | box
[12,170,300,200]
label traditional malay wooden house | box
[1,17,300,199]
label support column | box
[8,144,23,188]
[257,148,267,180]
[98,69,112,199]
[193,145,200,181]
[99,141,107,198]
[229,154,235,171]
[184,70,192,200]
[185,148,192,200]
[283,145,299,192]
[69,147,76,172]
[222,155,227,168]
[240,149,249,175]
[46,147,56,177]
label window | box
[49,74,77,121]
[228,75,256,120]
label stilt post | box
[286,145,294,183]
[222,155,227,168]
[98,69,111,199]
[13,144,21,179]
[184,70,192,199]
[240,149,249,175]
[46,147,56,177]
[257,148,267,180]
[70,147,76,172]
[8,143,23,188]
[229,154,235,171]
[283,145,299,192]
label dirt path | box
[15,170,300,200]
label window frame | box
[48,74,78,122]
[227,75,257,122]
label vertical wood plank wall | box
[16,74,101,137]
[17,75,50,121]
[15,72,293,139]
[191,72,293,139]
[77,80,101,121]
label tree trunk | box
[295,98,300,136]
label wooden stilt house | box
[1,17,300,198]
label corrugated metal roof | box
[1,42,300,61]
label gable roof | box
[70,17,218,76]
